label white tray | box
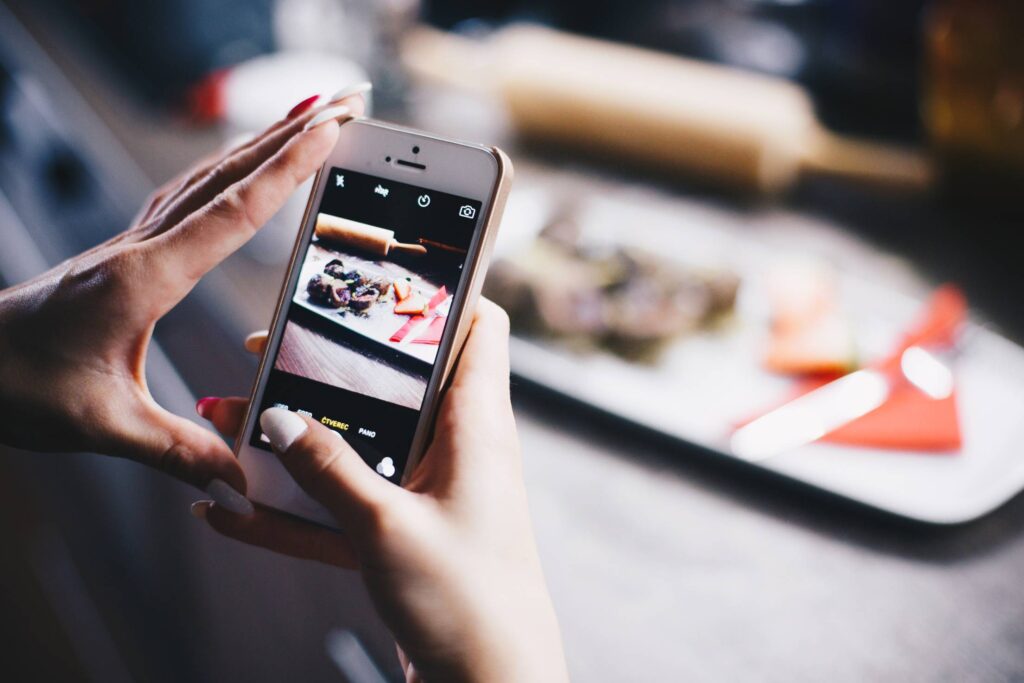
[497,181,1024,524]
[294,243,446,366]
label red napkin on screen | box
[389,287,449,343]
[412,316,446,345]
[390,315,423,343]
[741,285,966,452]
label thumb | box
[258,408,396,527]
[113,403,247,493]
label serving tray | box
[293,243,447,366]
[497,180,1024,524]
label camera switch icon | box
[458,204,476,219]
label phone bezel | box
[234,118,508,527]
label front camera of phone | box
[385,156,392,163]
[412,146,420,155]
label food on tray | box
[395,293,428,315]
[306,273,352,308]
[305,258,391,315]
[766,311,856,376]
[394,279,412,302]
[763,263,856,375]
[349,284,383,311]
[485,219,739,359]
[315,213,427,257]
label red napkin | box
[743,285,967,452]
[389,287,449,343]
[790,376,961,451]
[390,315,422,343]
[412,316,447,345]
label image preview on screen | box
[248,167,483,482]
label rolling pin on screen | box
[315,214,427,257]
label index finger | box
[447,298,512,400]
[147,119,341,284]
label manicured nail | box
[303,105,350,132]
[244,331,268,354]
[190,500,212,519]
[196,396,220,419]
[205,479,254,516]
[328,81,372,103]
[260,408,308,452]
[286,94,320,119]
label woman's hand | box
[0,87,367,498]
[194,301,569,683]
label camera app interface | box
[249,167,483,482]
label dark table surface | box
[2,2,1024,681]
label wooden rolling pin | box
[403,24,931,194]
[315,213,427,256]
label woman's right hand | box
[194,301,569,683]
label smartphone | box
[235,119,512,527]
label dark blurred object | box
[405,25,930,195]
[486,204,739,360]
[0,33,137,263]
[425,0,928,143]
[924,0,1024,212]
[47,0,275,104]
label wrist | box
[432,569,569,683]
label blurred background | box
[1,0,1023,680]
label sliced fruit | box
[394,279,412,301]
[765,309,857,375]
[766,261,836,331]
[395,293,428,315]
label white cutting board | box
[497,178,1024,524]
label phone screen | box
[247,166,484,483]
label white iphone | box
[235,118,513,527]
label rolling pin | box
[402,25,931,194]
[315,213,427,256]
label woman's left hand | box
[0,91,363,495]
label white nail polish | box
[190,500,212,519]
[303,105,351,132]
[205,479,254,516]
[260,408,308,452]
[328,81,372,103]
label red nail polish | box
[196,397,220,419]
[286,94,319,119]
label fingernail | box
[303,105,350,132]
[260,408,308,452]
[190,500,212,519]
[244,331,268,354]
[196,396,220,419]
[328,81,372,103]
[205,479,254,516]
[286,94,320,119]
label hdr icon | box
[358,427,377,439]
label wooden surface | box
[276,320,427,410]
